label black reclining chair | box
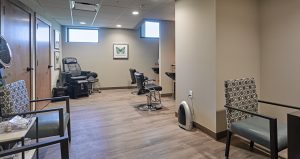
[129,68,150,95]
[134,72,162,111]
[62,57,97,99]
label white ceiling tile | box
[31,0,175,28]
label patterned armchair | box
[224,78,300,159]
[0,80,71,141]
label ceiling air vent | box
[71,1,100,12]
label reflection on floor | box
[40,89,287,159]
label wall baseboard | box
[100,86,136,90]
[161,93,173,97]
[193,122,227,140]
[174,112,227,140]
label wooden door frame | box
[0,0,35,100]
[35,15,52,102]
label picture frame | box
[54,51,60,70]
[54,30,60,49]
[113,44,129,59]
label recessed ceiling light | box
[116,24,122,28]
[80,21,86,25]
[132,11,139,15]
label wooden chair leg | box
[225,131,232,158]
[67,121,71,142]
[250,140,254,151]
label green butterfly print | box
[116,47,125,54]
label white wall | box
[62,28,159,88]
[216,0,261,132]
[260,0,300,121]
[159,20,175,95]
[176,0,217,132]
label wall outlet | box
[188,90,193,98]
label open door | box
[35,18,51,110]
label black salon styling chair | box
[129,68,137,85]
[134,72,162,111]
[61,57,98,99]
[129,68,150,95]
[224,78,300,159]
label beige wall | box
[176,0,261,133]
[260,0,300,121]
[159,20,175,94]
[176,0,217,132]
[62,28,159,88]
[216,0,261,132]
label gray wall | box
[260,0,300,121]
[176,0,217,132]
[62,28,159,88]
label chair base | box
[138,104,162,111]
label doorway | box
[35,18,51,110]
[1,0,32,94]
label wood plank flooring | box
[40,89,287,159]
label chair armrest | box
[30,96,70,113]
[144,79,155,85]
[81,71,91,76]
[30,96,69,103]
[258,100,300,110]
[61,72,72,81]
[1,108,64,118]
[0,136,69,158]
[224,105,276,120]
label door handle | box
[26,67,34,72]
[48,65,53,69]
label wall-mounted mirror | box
[0,36,12,69]
[0,36,12,86]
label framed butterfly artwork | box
[113,44,128,59]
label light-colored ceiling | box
[34,0,175,29]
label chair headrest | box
[63,57,78,64]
